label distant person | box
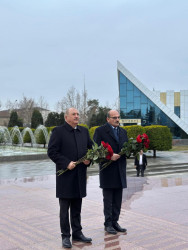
[134,149,147,177]
[94,110,128,235]
[48,107,93,249]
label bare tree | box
[36,96,49,122]
[5,99,18,110]
[56,86,90,124]
[107,97,119,111]
[17,96,36,126]
[37,96,49,110]
[56,86,81,113]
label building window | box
[174,106,180,118]
[118,71,188,139]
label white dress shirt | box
[139,154,143,165]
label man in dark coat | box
[48,107,93,248]
[134,149,147,177]
[93,110,128,235]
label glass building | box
[117,61,188,139]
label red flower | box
[136,134,150,149]
[144,142,149,148]
[136,134,142,143]
[101,141,107,147]
[142,133,148,139]
[102,141,113,160]
[144,139,150,148]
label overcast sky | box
[0,0,188,111]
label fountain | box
[0,125,50,161]
[0,126,12,145]
[22,127,36,146]
[10,126,23,145]
[34,125,49,145]
[0,125,50,147]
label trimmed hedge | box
[121,125,145,139]
[5,125,172,155]
[89,126,99,140]
[79,123,89,130]
[144,125,172,151]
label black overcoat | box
[134,154,147,170]
[93,123,128,189]
[47,122,93,199]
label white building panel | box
[153,90,160,99]
[180,90,188,124]
[166,90,174,112]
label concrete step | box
[88,163,188,177]
[127,164,188,176]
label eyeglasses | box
[109,116,120,120]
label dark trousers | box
[137,165,144,177]
[102,188,123,227]
[59,198,82,238]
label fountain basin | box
[0,146,48,162]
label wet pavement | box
[0,151,188,249]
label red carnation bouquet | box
[100,133,150,171]
[57,141,113,175]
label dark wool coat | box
[47,122,93,199]
[93,123,128,189]
[134,154,147,170]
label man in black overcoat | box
[134,149,147,177]
[93,110,128,235]
[48,107,93,248]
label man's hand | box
[67,161,76,170]
[83,160,90,165]
[111,153,120,161]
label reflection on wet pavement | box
[0,159,55,179]
[1,150,188,180]
[0,151,188,249]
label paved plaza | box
[0,151,188,249]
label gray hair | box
[107,111,111,118]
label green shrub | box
[122,125,145,139]
[79,124,89,129]
[45,127,51,133]
[23,131,32,143]
[35,130,46,147]
[49,126,56,132]
[0,132,4,143]
[144,125,172,157]
[19,127,24,132]
[12,134,19,144]
[89,126,99,140]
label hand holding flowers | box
[57,133,150,175]
[100,133,150,171]
[57,141,113,175]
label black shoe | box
[72,233,92,243]
[62,237,72,248]
[105,226,117,235]
[113,223,127,232]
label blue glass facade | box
[174,106,180,118]
[119,71,188,139]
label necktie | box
[114,128,119,141]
